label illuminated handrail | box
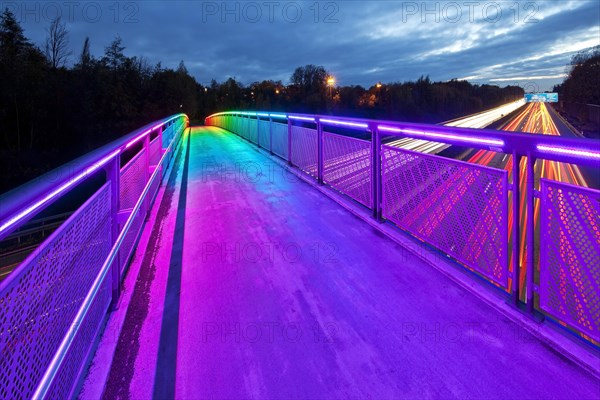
[0,113,188,241]
[0,113,188,399]
[32,121,185,399]
[205,111,600,167]
[206,110,600,346]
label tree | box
[44,17,71,68]
[289,65,329,112]
[76,36,92,69]
[561,46,600,105]
[0,8,28,61]
[102,35,126,70]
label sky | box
[6,0,600,91]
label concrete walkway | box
[95,126,599,399]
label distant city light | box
[376,82,382,88]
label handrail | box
[0,113,188,400]
[206,109,600,347]
[31,121,187,400]
[205,111,600,167]
[0,113,188,241]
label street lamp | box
[326,76,335,98]
[376,82,382,89]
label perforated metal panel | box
[248,118,258,144]
[271,122,288,160]
[233,117,241,135]
[46,260,112,399]
[0,184,112,400]
[291,125,318,177]
[323,133,372,208]
[258,120,270,149]
[149,136,162,166]
[240,117,249,140]
[382,146,509,287]
[120,190,148,274]
[120,148,147,210]
[539,179,600,342]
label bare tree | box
[44,17,71,68]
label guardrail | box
[0,113,189,399]
[205,110,600,346]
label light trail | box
[463,102,590,295]
[387,99,525,154]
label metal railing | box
[0,113,189,399]
[205,110,600,346]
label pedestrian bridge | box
[0,112,598,399]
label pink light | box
[537,144,600,160]
[378,125,504,147]
[320,118,369,129]
[126,129,151,149]
[289,116,316,122]
[0,149,120,236]
[125,123,163,149]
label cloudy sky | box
[10,0,600,91]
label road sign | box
[525,93,558,103]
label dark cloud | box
[8,0,599,90]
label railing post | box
[371,123,382,221]
[143,133,151,218]
[511,151,521,305]
[269,116,273,154]
[104,155,121,304]
[317,118,324,184]
[287,118,293,166]
[256,115,260,147]
[525,152,536,313]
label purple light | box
[289,116,316,122]
[126,129,151,149]
[0,149,120,236]
[537,144,600,160]
[320,118,369,129]
[125,124,163,149]
[378,125,504,147]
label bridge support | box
[525,152,536,313]
[371,124,382,221]
[269,116,273,154]
[317,119,324,185]
[511,151,521,305]
[287,118,292,166]
[105,156,121,305]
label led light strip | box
[537,144,600,160]
[269,113,287,119]
[0,149,121,236]
[289,115,316,122]
[320,118,369,129]
[1,114,187,237]
[379,125,504,147]
[125,123,162,149]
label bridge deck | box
[87,127,598,399]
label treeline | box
[1,9,522,192]
[554,46,600,105]
[553,46,600,137]
[209,65,524,121]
